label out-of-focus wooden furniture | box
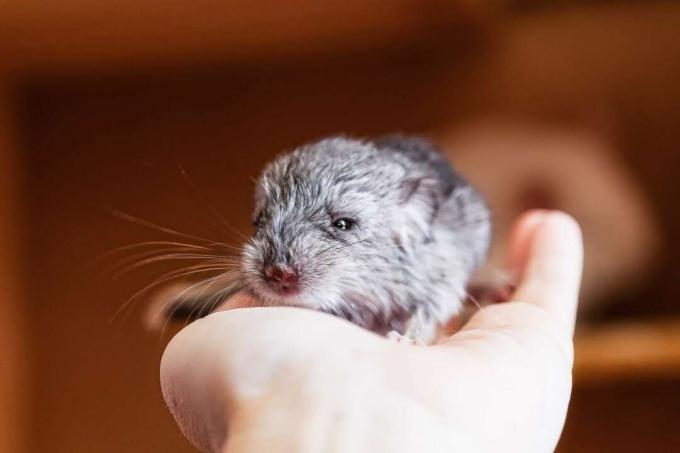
[575,320,680,385]
[0,0,495,74]
[0,83,26,453]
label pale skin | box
[161,210,583,453]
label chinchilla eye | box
[332,218,354,231]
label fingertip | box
[514,209,551,226]
[540,211,582,242]
[506,209,550,275]
[530,211,583,265]
[511,210,583,332]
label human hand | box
[160,210,582,452]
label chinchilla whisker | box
[107,208,232,248]
[110,265,230,324]
[176,162,250,243]
[124,263,229,307]
[159,273,228,337]
[186,276,240,325]
[463,291,488,320]
[87,240,212,268]
[110,248,226,271]
[159,271,243,338]
[199,285,235,318]
[112,254,237,279]
[315,238,370,256]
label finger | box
[505,209,550,278]
[511,211,583,332]
[214,293,261,311]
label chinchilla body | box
[240,136,491,343]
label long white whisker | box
[159,273,229,338]
[112,254,236,278]
[176,163,250,242]
[87,240,211,268]
[192,274,243,321]
[107,208,229,247]
[464,291,488,321]
[110,247,224,270]
[110,265,229,323]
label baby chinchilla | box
[166,135,491,344]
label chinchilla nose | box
[263,264,300,295]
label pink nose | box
[264,265,299,295]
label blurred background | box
[0,1,679,452]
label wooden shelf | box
[574,318,680,385]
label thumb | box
[510,211,583,333]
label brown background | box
[0,1,679,452]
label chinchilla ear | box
[371,134,450,214]
[399,176,441,215]
[396,176,442,244]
